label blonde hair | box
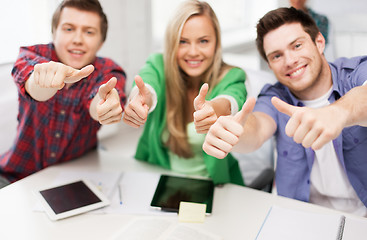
[164,0,230,158]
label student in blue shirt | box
[203,7,367,217]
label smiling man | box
[0,0,126,187]
[203,7,367,216]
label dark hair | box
[52,0,108,42]
[256,7,319,62]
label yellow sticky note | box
[178,202,206,223]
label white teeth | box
[290,67,303,77]
[70,50,83,54]
[187,60,201,65]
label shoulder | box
[145,53,164,68]
[93,56,126,76]
[18,43,56,60]
[330,56,367,85]
[220,67,246,82]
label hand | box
[33,61,94,89]
[122,75,151,128]
[203,97,256,159]
[271,96,345,150]
[193,83,217,134]
[96,77,123,124]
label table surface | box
[1,127,367,240]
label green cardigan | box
[134,53,247,186]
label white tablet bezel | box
[34,179,110,221]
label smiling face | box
[264,22,330,100]
[176,14,217,82]
[53,7,103,69]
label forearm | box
[209,97,231,117]
[333,85,367,127]
[89,94,101,121]
[25,73,58,101]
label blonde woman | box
[123,0,247,185]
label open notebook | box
[256,205,345,240]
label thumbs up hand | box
[96,77,123,125]
[202,97,256,159]
[193,84,218,134]
[271,96,344,150]
[122,75,151,128]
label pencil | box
[118,184,123,205]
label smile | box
[186,60,203,67]
[69,50,85,55]
[287,65,306,78]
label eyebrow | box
[60,23,98,30]
[266,36,306,58]
[180,35,211,40]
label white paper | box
[109,217,222,240]
[256,205,345,240]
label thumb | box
[64,64,94,83]
[134,75,147,101]
[271,96,297,117]
[194,83,209,111]
[98,77,117,100]
[233,97,256,124]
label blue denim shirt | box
[254,56,367,207]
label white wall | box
[99,0,153,94]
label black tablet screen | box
[40,180,101,214]
[150,175,214,213]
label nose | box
[72,30,83,45]
[284,50,298,67]
[187,43,199,57]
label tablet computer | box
[150,175,214,214]
[35,179,110,221]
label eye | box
[179,39,187,44]
[200,39,209,44]
[294,43,302,49]
[63,27,73,32]
[272,53,281,61]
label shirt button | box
[60,110,66,115]
[55,132,61,138]
[50,152,56,158]
[307,180,310,184]
[354,138,359,144]
[283,151,288,156]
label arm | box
[272,84,367,150]
[336,84,367,127]
[203,97,277,159]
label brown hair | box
[256,7,319,62]
[164,0,230,158]
[52,0,108,42]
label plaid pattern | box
[0,43,126,182]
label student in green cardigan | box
[122,0,247,185]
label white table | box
[1,126,367,240]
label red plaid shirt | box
[0,43,126,182]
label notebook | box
[256,205,345,240]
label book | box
[256,205,345,240]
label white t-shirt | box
[302,87,367,217]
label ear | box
[315,32,325,55]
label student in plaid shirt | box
[0,0,126,188]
